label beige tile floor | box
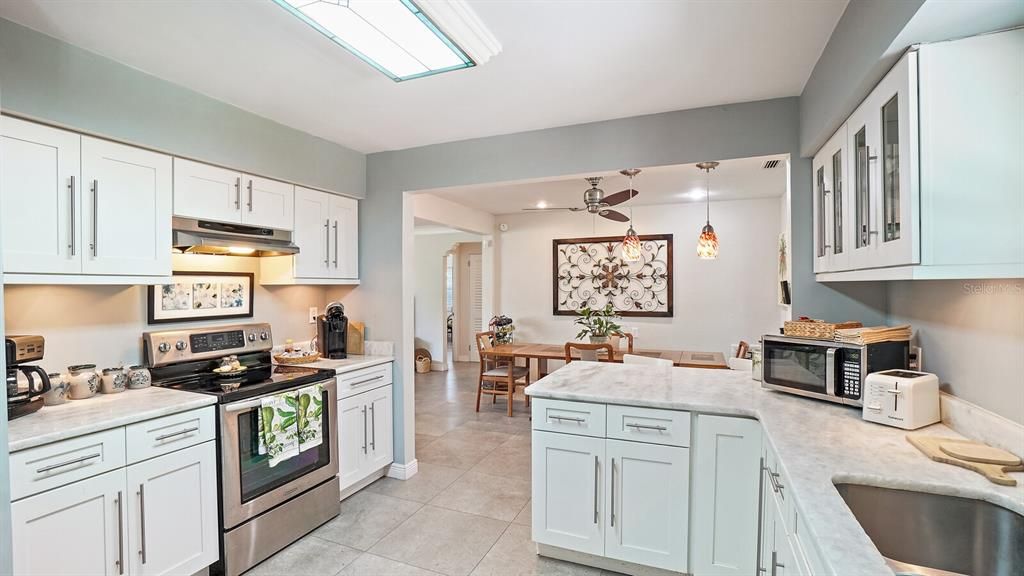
[246,362,620,576]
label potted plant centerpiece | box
[574,304,622,344]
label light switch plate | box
[308,306,318,324]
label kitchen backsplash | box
[3,254,357,372]
[889,279,1024,425]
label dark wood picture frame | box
[553,234,673,317]
[147,271,255,324]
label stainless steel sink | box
[835,483,1024,576]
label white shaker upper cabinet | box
[81,137,172,276]
[812,124,850,274]
[11,468,127,576]
[242,174,294,231]
[0,116,82,274]
[292,185,332,278]
[172,158,242,224]
[328,194,359,279]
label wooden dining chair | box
[564,342,615,363]
[475,331,530,416]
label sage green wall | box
[357,97,889,464]
[0,18,365,196]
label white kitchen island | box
[525,361,1024,576]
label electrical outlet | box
[308,306,318,324]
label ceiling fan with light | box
[522,170,641,222]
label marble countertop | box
[8,387,217,453]
[525,362,1024,576]
[290,354,393,374]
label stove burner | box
[149,352,334,403]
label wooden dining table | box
[488,342,729,379]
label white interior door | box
[172,158,241,224]
[11,468,126,576]
[604,439,689,572]
[328,194,358,279]
[243,174,294,230]
[468,253,483,362]
[0,116,82,274]
[532,431,605,556]
[293,186,331,278]
[126,443,219,576]
[81,137,172,276]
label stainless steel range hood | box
[172,217,300,257]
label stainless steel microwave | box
[761,335,909,406]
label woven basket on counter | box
[273,352,321,365]
[783,319,862,341]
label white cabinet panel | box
[338,393,368,491]
[126,442,219,576]
[690,415,762,576]
[531,398,606,438]
[328,194,358,279]
[532,431,605,556]
[293,185,331,278]
[11,468,127,576]
[366,385,394,472]
[81,137,172,276]
[604,439,688,572]
[0,117,81,274]
[172,158,241,224]
[243,174,294,230]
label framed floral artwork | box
[147,271,254,324]
[553,234,673,317]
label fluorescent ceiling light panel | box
[275,0,476,81]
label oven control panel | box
[143,323,273,367]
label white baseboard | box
[386,459,419,480]
[431,361,447,371]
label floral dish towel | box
[259,390,300,467]
[297,383,324,452]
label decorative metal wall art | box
[553,234,673,317]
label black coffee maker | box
[316,302,348,360]
[6,335,51,420]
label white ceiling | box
[0,0,848,153]
[426,154,788,215]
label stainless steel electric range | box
[144,323,339,576]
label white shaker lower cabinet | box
[605,439,689,571]
[531,399,689,573]
[689,415,763,576]
[337,382,394,495]
[11,468,127,576]
[532,431,605,556]
[125,442,219,576]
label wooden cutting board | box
[907,435,1024,486]
[347,321,365,356]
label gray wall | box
[360,97,888,463]
[0,18,365,196]
[799,0,925,156]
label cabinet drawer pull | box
[116,491,124,575]
[247,179,253,212]
[36,452,102,474]
[68,175,76,256]
[625,422,667,431]
[155,426,199,442]
[549,415,585,423]
[349,374,384,387]
[139,484,148,564]
[593,455,599,525]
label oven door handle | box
[225,398,264,413]
[826,348,837,398]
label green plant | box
[574,304,622,340]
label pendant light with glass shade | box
[695,161,720,259]
[619,169,642,261]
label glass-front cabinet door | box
[871,50,920,267]
[812,148,831,273]
[845,95,880,270]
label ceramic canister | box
[127,365,151,390]
[67,364,100,399]
[43,373,68,406]
[101,368,127,394]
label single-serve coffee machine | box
[316,302,348,360]
[6,335,50,420]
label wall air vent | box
[762,159,781,169]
